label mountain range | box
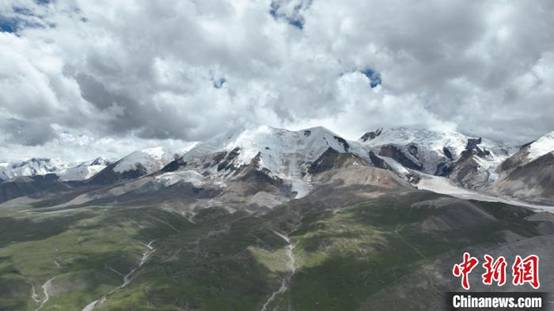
[0,126,553,310]
[0,126,551,207]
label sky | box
[1,0,554,162]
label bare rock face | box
[448,156,488,189]
[378,144,423,171]
[308,148,369,175]
[447,137,495,190]
[492,132,554,204]
[88,162,149,185]
[360,128,383,142]
[494,153,554,204]
[161,158,187,173]
[368,151,390,170]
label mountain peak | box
[527,131,554,162]
[89,157,110,166]
[359,127,468,153]
[360,128,383,142]
[0,157,65,181]
[176,125,368,197]
[113,146,174,174]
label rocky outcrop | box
[378,144,423,171]
[494,152,554,204]
[308,148,369,175]
[360,128,383,142]
[88,162,148,185]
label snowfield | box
[527,131,554,162]
[59,158,109,181]
[0,158,66,180]
[113,147,174,174]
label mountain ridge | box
[1,125,553,206]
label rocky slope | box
[493,131,554,204]
[359,127,513,190]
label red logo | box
[512,255,540,289]
[452,252,479,290]
[482,254,507,286]
[453,253,540,290]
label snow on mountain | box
[527,131,554,162]
[59,157,110,181]
[0,157,112,182]
[155,170,206,188]
[113,147,174,175]
[492,131,554,204]
[360,127,468,173]
[180,126,369,197]
[497,131,554,177]
[0,158,67,181]
[359,127,511,178]
[361,127,468,153]
[188,126,366,172]
[225,126,365,171]
[176,126,517,197]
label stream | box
[80,240,156,311]
[260,231,296,311]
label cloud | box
[1,0,554,160]
[0,118,55,145]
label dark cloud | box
[0,118,55,145]
[75,73,117,110]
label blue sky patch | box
[1,3,48,33]
[360,68,382,88]
[0,16,17,32]
[269,1,308,30]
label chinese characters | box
[452,253,540,290]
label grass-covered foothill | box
[0,190,550,310]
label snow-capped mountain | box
[184,126,366,173]
[89,147,175,185]
[113,147,174,175]
[499,131,554,174]
[358,127,512,188]
[3,125,553,206]
[527,131,554,162]
[493,131,554,203]
[0,157,113,183]
[359,127,504,172]
[0,158,67,181]
[170,126,370,197]
[58,157,110,181]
